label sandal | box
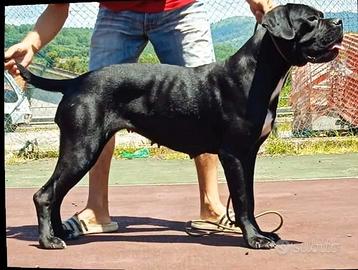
[185,210,283,237]
[62,213,119,239]
[185,211,242,236]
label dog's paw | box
[260,231,281,242]
[39,236,67,249]
[246,234,276,249]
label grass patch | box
[264,137,297,155]
[275,121,292,132]
[5,148,59,165]
[297,137,358,155]
[5,136,358,165]
[15,124,58,133]
[264,136,358,156]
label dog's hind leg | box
[33,125,114,249]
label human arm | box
[246,0,275,23]
[4,4,69,75]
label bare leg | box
[73,135,115,225]
[194,153,226,221]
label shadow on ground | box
[6,215,302,249]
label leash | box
[184,199,283,237]
[254,22,291,64]
[225,195,284,232]
[268,34,291,64]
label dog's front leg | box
[218,149,276,249]
[241,149,281,243]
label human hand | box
[246,0,275,23]
[4,42,36,75]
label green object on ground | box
[120,147,150,159]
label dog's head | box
[262,4,343,66]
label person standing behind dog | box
[5,0,273,238]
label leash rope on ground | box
[184,196,283,237]
[225,195,283,232]
[225,195,284,233]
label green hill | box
[5,12,357,74]
[211,16,256,46]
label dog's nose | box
[332,18,343,26]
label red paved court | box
[6,178,358,269]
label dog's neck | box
[227,27,291,79]
[231,27,292,92]
[223,27,292,122]
[268,33,291,64]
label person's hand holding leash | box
[246,0,275,22]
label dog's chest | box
[260,76,286,138]
[261,110,274,138]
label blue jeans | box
[89,1,215,71]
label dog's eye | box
[307,16,318,22]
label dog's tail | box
[17,63,73,94]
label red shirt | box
[100,0,196,13]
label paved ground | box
[6,179,358,269]
[5,153,358,269]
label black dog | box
[17,4,343,249]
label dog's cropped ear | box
[262,5,295,40]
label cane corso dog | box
[17,4,343,249]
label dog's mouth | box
[329,42,344,51]
[305,36,344,63]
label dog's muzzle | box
[303,18,344,63]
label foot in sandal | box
[62,212,118,239]
[185,210,242,236]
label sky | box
[5,0,358,27]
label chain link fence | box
[4,1,358,161]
